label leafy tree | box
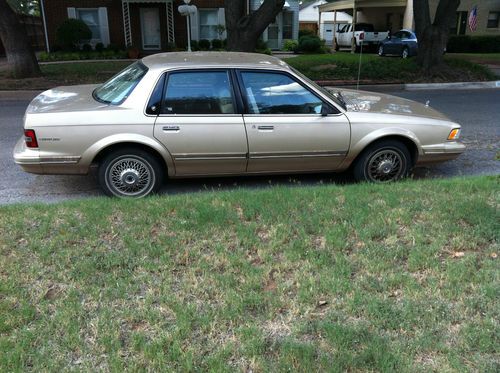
[7,0,39,16]
[0,0,40,78]
[414,0,460,74]
[224,0,285,52]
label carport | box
[318,0,412,53]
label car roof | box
[141,51,290,71]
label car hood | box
[337,89,450,121]
[26,84,107,114]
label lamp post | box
[178,0,197,52]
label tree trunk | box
[224,0,285,52]
[413,0,460,74]
[0,0,40,78]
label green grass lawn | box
[446,53,500,65]
[1,176,498,371]
[0,52,496,90]
[286,53,496,83]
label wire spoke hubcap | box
[107,157,154,197]
[367,149,404,182]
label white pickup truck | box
[335,23,389,51]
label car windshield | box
[93,62,148,105]
[289,67,346,111]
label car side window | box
[146,73,165,115]
[240,71,324,115]
[393,31,404,39]
[162,71,235,115]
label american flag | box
[468,6,478,31]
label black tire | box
[353,140,411,183]
[98,148,164,197]
[378,44,385,56]
[402,46,409,59]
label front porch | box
[122,0,175,53]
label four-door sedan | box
[378,29,418,58]
[14,52,465,197]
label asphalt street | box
[1,88,498,204]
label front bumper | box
[13,137,84,174]
[417,141,466,164]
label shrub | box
[211,39,223,49]
[283,39,298,52]
[166,42,176,52]
[297,35,325,54]
[199,39,211,50]
[255,38,268,51]
[56,19,92,51]
[95,42,105,52]
[190,40,199,51]
[447,35,500,53]
[299,29,316,38]
[107,43,122,52]
[81,43,92,52]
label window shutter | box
[190,12,199,41]
[67,7,76,19]
[217,8,226,38]
[98,7,110,46]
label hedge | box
[447,35,500,53]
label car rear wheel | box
[353,140,411,183]
[402,47,409,59]
[378,45,385,56]
[98,148,164,197]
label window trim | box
[157,68,240,117]
[235,69,340,116]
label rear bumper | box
[417,141,466,164]
[13,137,85,175]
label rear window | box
[355,23,375,32]
[93,61,148,105]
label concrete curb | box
[404,81,500,90]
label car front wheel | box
[98,148,164,197]
[353,140,411,183]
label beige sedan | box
[14,52,465,197]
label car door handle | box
[162,125,180,132]
[257,125,274,131]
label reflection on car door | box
[153,70,248,176]
[238,70,350,173]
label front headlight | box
[447,128,461,141]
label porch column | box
[351,6,357,53]
[333,10,337,51]
[318,9,322,37]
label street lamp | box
[178,0,197,52]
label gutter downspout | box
[40,0,50,52]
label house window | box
[283,11,293,39]
[199,9,218,40]
[76,9,101,40]
[487,12,499,28]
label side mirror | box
[321,105,333,116]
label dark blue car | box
[378,29,418,58]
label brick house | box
[40,0,300,52]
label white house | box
[299,0,352,44]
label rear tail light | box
[24,129,38,148]
[359,32,365,40]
